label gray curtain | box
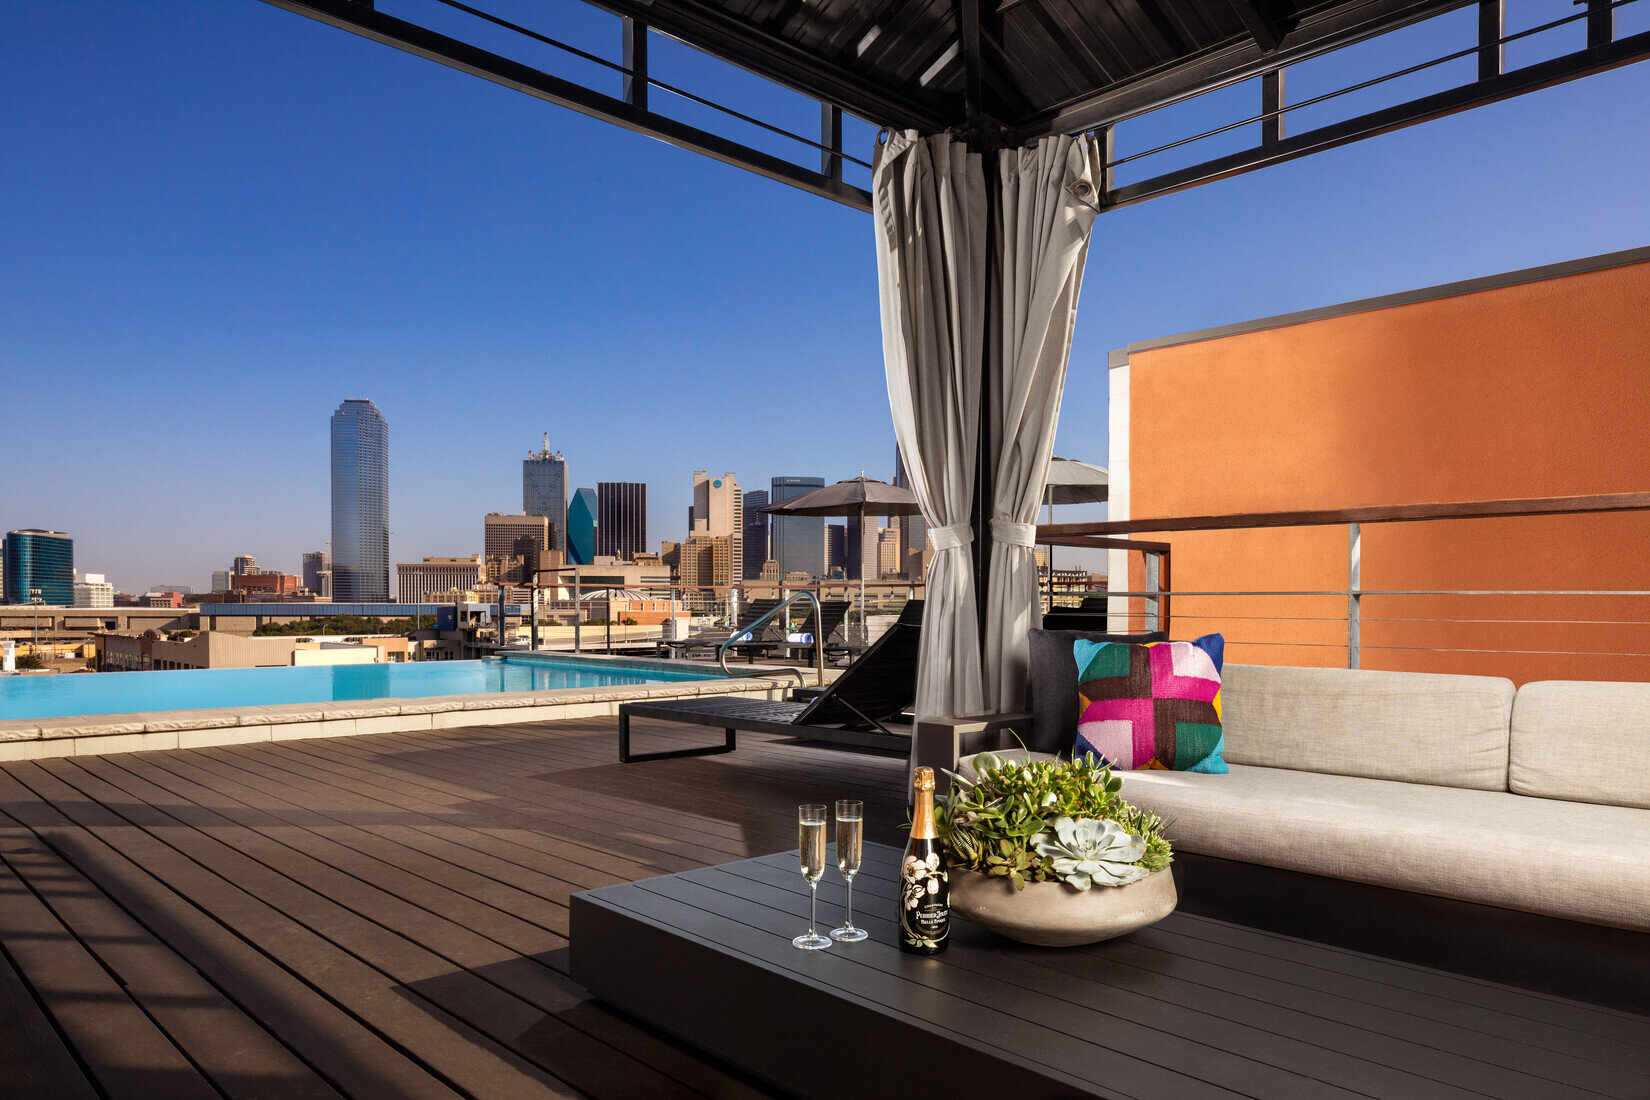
[982,135,1103,710]
[872,131,987,721]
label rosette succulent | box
[1032,816,1150,890]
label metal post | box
[574,574,581,653]
[1261,69,1285,149]
[529,579,539,650]
[1143,553,1160,632]
[1347,522,1362,670]
[1478,0,1504,80]
[622,17,647,108]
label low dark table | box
[571,843,1650,1100]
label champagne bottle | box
[899,766,949,955]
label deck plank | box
[0,893,99,1100]
[0,839,220,1100]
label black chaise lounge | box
[619,600,923,762]
[657,597,782,660]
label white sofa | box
[1117,665,1650,934]
[935,664,1650,934]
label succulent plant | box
[1032,816,1150,890]
[930,748,1173,892]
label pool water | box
[0,657,721,722]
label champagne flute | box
[793,804,831,950]
[831,800,867,942]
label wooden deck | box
[0,716,912,1099]
[4,715,1648,1100]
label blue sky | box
[4,1,1648,593]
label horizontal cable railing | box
[1041,493,1650,674]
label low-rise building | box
[73,573,114,608]
[96,630,417,671]
[232,572,302,596]
[397,555,483,603]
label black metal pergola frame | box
[264,0,1649,212]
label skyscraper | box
[2,530,73,605]
[826,523,846,576]
[567,488,597,565]
[771,476,825,579]
[330,398,390,602]
[596,482,647,560]
[484,513,550,584]
[691,472,742,577]
[232,554,257,576]
[523,434,568,559]
[742,489,769,580]
[844,515,881,581]
[894,444,929,580]
[301,550,330,593]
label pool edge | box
[0,677,797,762]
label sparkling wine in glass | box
[831,800,867,942]
[793,804,831,950]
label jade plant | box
[936,751,1173,891]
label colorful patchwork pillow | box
[1072,635,1227,773]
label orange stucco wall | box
[1126,258,1650,684]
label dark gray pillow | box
[1025,629,1168,755]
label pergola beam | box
[258,0,874,211]
[1108,28,1650,208]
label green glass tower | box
[3,530,74,605]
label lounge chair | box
[619,600,924,762]
[824,597,913,661]
[657,598,782,660]
[735,598,851,661]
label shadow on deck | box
[0,716,909,1098]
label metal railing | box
[1044,493,1650,674]
[718,591,824,687]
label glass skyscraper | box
[596,482,647,560]
[2,530,73,605]
[330,399,389,602]
[771,476,825,579]
[523,434,568,559]
[742,489,769,579]
[567,488,597,565]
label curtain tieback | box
[990,519,1037,548]
[929,523,974,552]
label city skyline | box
[6,5,1648,593]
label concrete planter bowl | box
[949,866,1177,947]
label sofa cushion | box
[1221,664,1513,791]
[1073,635,1227,773]
[1117,765,1650,933]
[1024,628,1166,754]
[1511,680,1650,810]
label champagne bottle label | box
[900,849,949,950]
[900,767,949,954]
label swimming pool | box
[0,656,723,722]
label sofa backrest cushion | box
[1221,664,1514,790]
[1025,628,1167,754]
[1511,680,1650,809]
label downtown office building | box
[330,399,390,602]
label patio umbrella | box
[1041,457,1109,610]
[760,476,924,643]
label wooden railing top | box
[1037,491,1650,538]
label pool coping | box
[0,675,799,762]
